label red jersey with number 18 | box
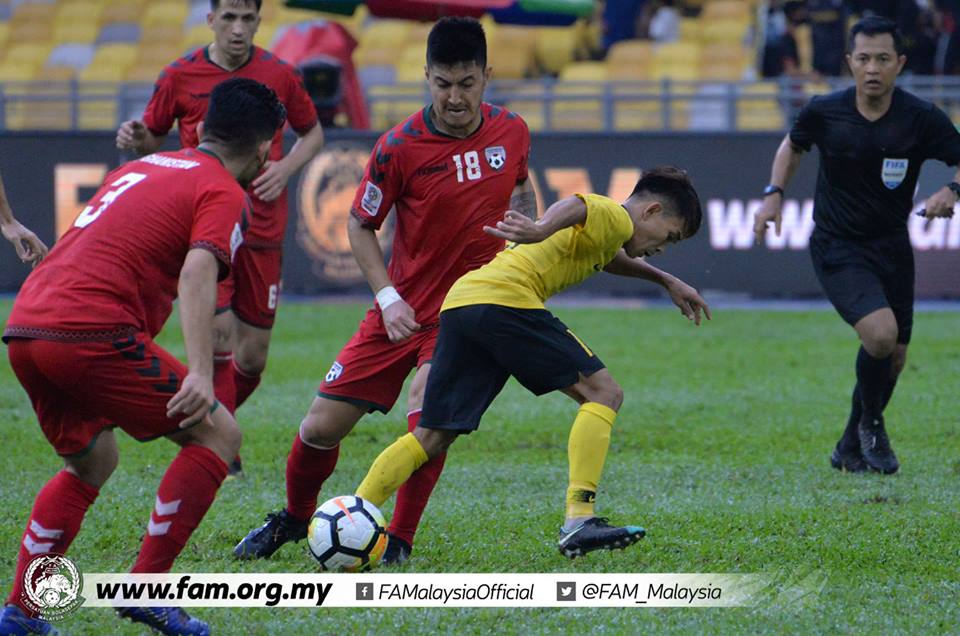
[350,103,531,327]
[4,149,250,341]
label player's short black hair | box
[848,16,903,55]
[630,166,702,239]
[202,78,285,157]
[210,0,262,12]
[426,16,487,69]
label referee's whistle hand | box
[383,299,420,343]
[921,188,957,219]
[753,200,782,244]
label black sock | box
[840,383,863,449]
[856,346,893,420]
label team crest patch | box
[484,146,506,171]
[881,158,908,189]
[325,361,343,383]
[361,182,383,216]
[230,222,244,261]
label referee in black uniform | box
[754,16,960,475]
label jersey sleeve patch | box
[360,182,384,216]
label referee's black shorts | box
[809,229,914,344]
[420,304,606,433]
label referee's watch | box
[763,185,784,199]
[947,182,960,200]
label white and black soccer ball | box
[307,496,387,572]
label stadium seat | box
[97,22,141,44]
[606,40,653,80]
[699,43,747,81]
[0,60,39,82]
[48,43,96,71]
[55,1,105,25]
[10,20,53,44]
[53,21,101,46]
[256,23,281,49]
[10,1,58,27]
[185,1,209,28]
[0,3,10,22]
[702,0,751,21]
[140,23,185,48]
[367,84,424,130]
[552,63,607,131]
[678,18,700,42]
[612,84,664,131]
[398,43,427,70]
[701,20,748,44]
[488,26,535,80]
[101,1,147,26]
[182,24,212,52]
[2,43,52,68]
[0,23,9,52]
[652,41,702,81]
[355,45,396,69]
[83,43,138,78]
[534,26,578,75]
[134,43,187,71]
[7,66,76,130]
[793,23,813,73]
[736,82,785,130]
[359,20,411,51]
[141,2,189,28]
[503,84,547,131]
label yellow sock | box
[566,402,617,519]
[356,433,429,507]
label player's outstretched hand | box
[921,186,957,219]
[1,219,48,266]
[382,298,421,343]
[167,371,216,428]
[116,119,148,150]
[483,210,548,243]
[753,197,782,244]
[252,161,291,202]
[664,276,712,326]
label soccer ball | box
[307,496,388,571]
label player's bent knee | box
[861,330,898,359]
[300,413,351,449]
[412,427,456,458]
[578,373,623,411]
[65,430,119,489]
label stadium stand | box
[0,0,957,132]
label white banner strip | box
[82,573,775,608]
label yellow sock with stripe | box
[356,433,429,508]
[566,402,617,519]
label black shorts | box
[420,304,606,433]
[809,230,914,344]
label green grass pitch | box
[1,300,958,634]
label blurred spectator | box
[602,0,648,51]
[808,0,849,76]
[647,1,681,42]
[763,1,805,77]
[904,6,939,74]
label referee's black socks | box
[855,346,894,421]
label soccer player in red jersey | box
[116,0,325,476]
[0,170,48,266]
[234,17,536,565]
[0,79,286,636]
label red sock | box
[388,410,446,546]
[131,445,228,573]
[213,352,237,414]
[285,433,339,522]
[233,361,261,410]
[7,470,99,616]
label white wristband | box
[376,285,403,310]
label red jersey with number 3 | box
[142,45,318,247]
[351,103,531,326]
[5,149,250,341]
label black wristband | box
[763,185,784,198]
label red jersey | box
[351,103,530,326]
[5,149,249,341]
[143,45,318,247]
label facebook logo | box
[556,582,576,601]
[356,582,373,601]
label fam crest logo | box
[298,146,394,283]
[21,554,84,620]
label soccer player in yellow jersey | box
[355,166,710,559]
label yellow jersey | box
[441,193,634,311]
